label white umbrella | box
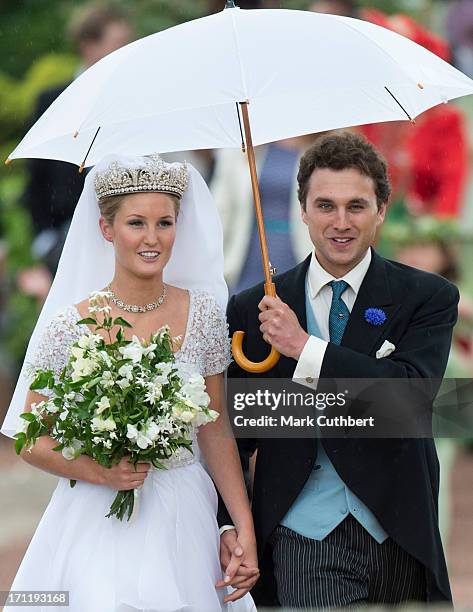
[7,6,473,166]
[7,3,473,371]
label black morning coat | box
[218,249,458,606]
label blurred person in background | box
[20,3,133,296]
[308,0,358,17]
[360,9,469,222]
[211,136,316,294]
[386,216,473,551]
[0,215,14,423]
[446,0,473,79]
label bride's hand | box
[216,528,259,602]
[99,457,151,490]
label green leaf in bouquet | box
[53,385,64,398]
[14,437,25,455]
[14,432,27,455]
[26,420,41,438]
[151,458,167,470]
[30,370,54,391]
[20,412,37,423]
[85,376,102,390]
[113,317,133,329]
[70,479,77,488]
[76,405,91,420]
[77,317,97,326]
[51,444,64,452]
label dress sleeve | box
[25,307,81,394]
[202,296,232,377]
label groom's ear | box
[99,217,113,242]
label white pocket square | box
[376,340,395,359]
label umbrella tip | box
[4,158,12,166]
[79,162,85,174]
[417,82,424,90]
[73,131,79,139]
[224,1,237,8]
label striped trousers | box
[270,515,426,608]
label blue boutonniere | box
[364,307,386,326]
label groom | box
[218,132,457,607]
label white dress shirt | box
[293,248,372,386]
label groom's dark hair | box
[297,131,391,210]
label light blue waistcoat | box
[280,278,388,543]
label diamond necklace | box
[106,284,167,313]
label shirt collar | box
[307,248,372,299]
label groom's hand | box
[259,295,309,359]
[217,529,259,602]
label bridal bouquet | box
[14,291,219,521]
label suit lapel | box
[341,249,401,356]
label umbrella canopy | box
[8,7,473,166]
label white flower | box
[126,418,161,450]
[193,409,219,427]
[65,392,76,402]
[119,336,145,363]
[78,333,102,350]
[98,305,112,314]
[95,396,111,415]
[118,364,134,379]
[62,439,83,460]
[70,352,99,382]
[98,351,113,368]
[90,290,112,300]
[71,346,85,360]
[172,402,196,424]
[143,342,157,357]
[91,415,116,432]
[126,423,152,449]
[31,401,46,416]
[44,400,60,414]
[103,439,112,449]
[101,371,114,388]
[92,436,102,444]
[117,378,131,390]
[180,374,209,408]
[154,361,174,384]
[179,410,195,424]
[110,431,117,440]
[144,381,163,405]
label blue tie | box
[329,280,350,345]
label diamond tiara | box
[94,154,188,202]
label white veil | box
[1,154,228,439]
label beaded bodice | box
[27,289,231,470]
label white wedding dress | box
[6,290,256,612]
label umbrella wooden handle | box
[232,282,281,373]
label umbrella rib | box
[235,102,246,152]
[384,86,413,121]
[229,9,249,100]
[79,126,101,172]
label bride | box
[1,154,258,611]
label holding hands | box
[217,528,259,603]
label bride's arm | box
[19,389,150,489]
[197,373,259,600]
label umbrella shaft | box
[240,102,275,293]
